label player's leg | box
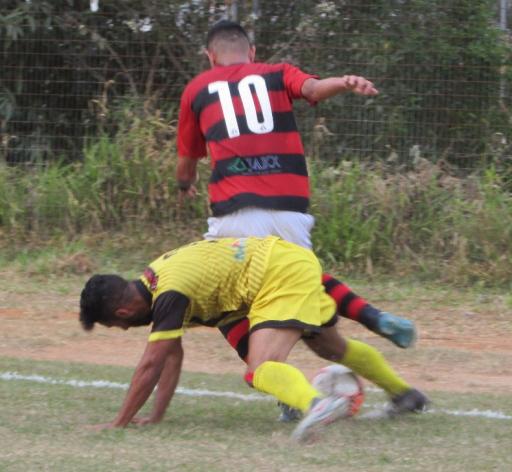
[303,325,429,412]
[321,273,416,348]
[220,315,426,418]
[245,326,350,441]
[243,241,355,438]
[218,275,416,358]
[244,327,320,413]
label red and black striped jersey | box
[177,62,317,216]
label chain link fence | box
[1,0,511,171]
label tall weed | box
[0,107,209,246]
[310,159,512,286]
[0,116,511,286]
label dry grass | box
[1,109,512,286]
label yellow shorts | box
[248,239,337,334]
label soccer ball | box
[311,364,365,417]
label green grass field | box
[1,263,511,471]
[1,357,511,472]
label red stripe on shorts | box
[226,318,250,349]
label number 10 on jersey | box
[208,75,275,138]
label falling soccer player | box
[79,236,428,441]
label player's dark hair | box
[206,19,250,48]
[79,274,128,330]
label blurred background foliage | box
[1,0,511,166]
[0,0,512,286]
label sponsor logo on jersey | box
[143,267,159,291]
[231,238,247,261]
[227,155,281,175]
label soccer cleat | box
[277,402,302,422]
[291,395,349,442]
[376,312,417,348]
[388,388,430,416]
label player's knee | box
[304,335,347,361]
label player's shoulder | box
[254,62,312,85]
[181,69,214,98]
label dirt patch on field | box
[1,289,511,395]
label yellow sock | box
[252,361,320,413]
[341,339,410,396]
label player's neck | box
[213,54,252,67]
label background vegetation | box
[1,0,511,287]
[2,0,511,164]
[1,125,511,286]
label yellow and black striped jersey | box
[138,237,278,341]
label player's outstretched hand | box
[340,75,378,96]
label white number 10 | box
[208,75,274,138]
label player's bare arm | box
[176,156,199,203]
[301,75,379,102]
[131,340,184,426]
[176,156,198,189]
[93,338,182,430]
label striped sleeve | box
[177,85,207,158]
[148,290,190,342]
[282,63,318,100]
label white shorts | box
[204,208,315,249]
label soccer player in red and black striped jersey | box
[176,20,416,361]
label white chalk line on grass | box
[1,371,511,421]
[0,371,267,402]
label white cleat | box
[291,395,349,442]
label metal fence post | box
[499,0,508,101]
